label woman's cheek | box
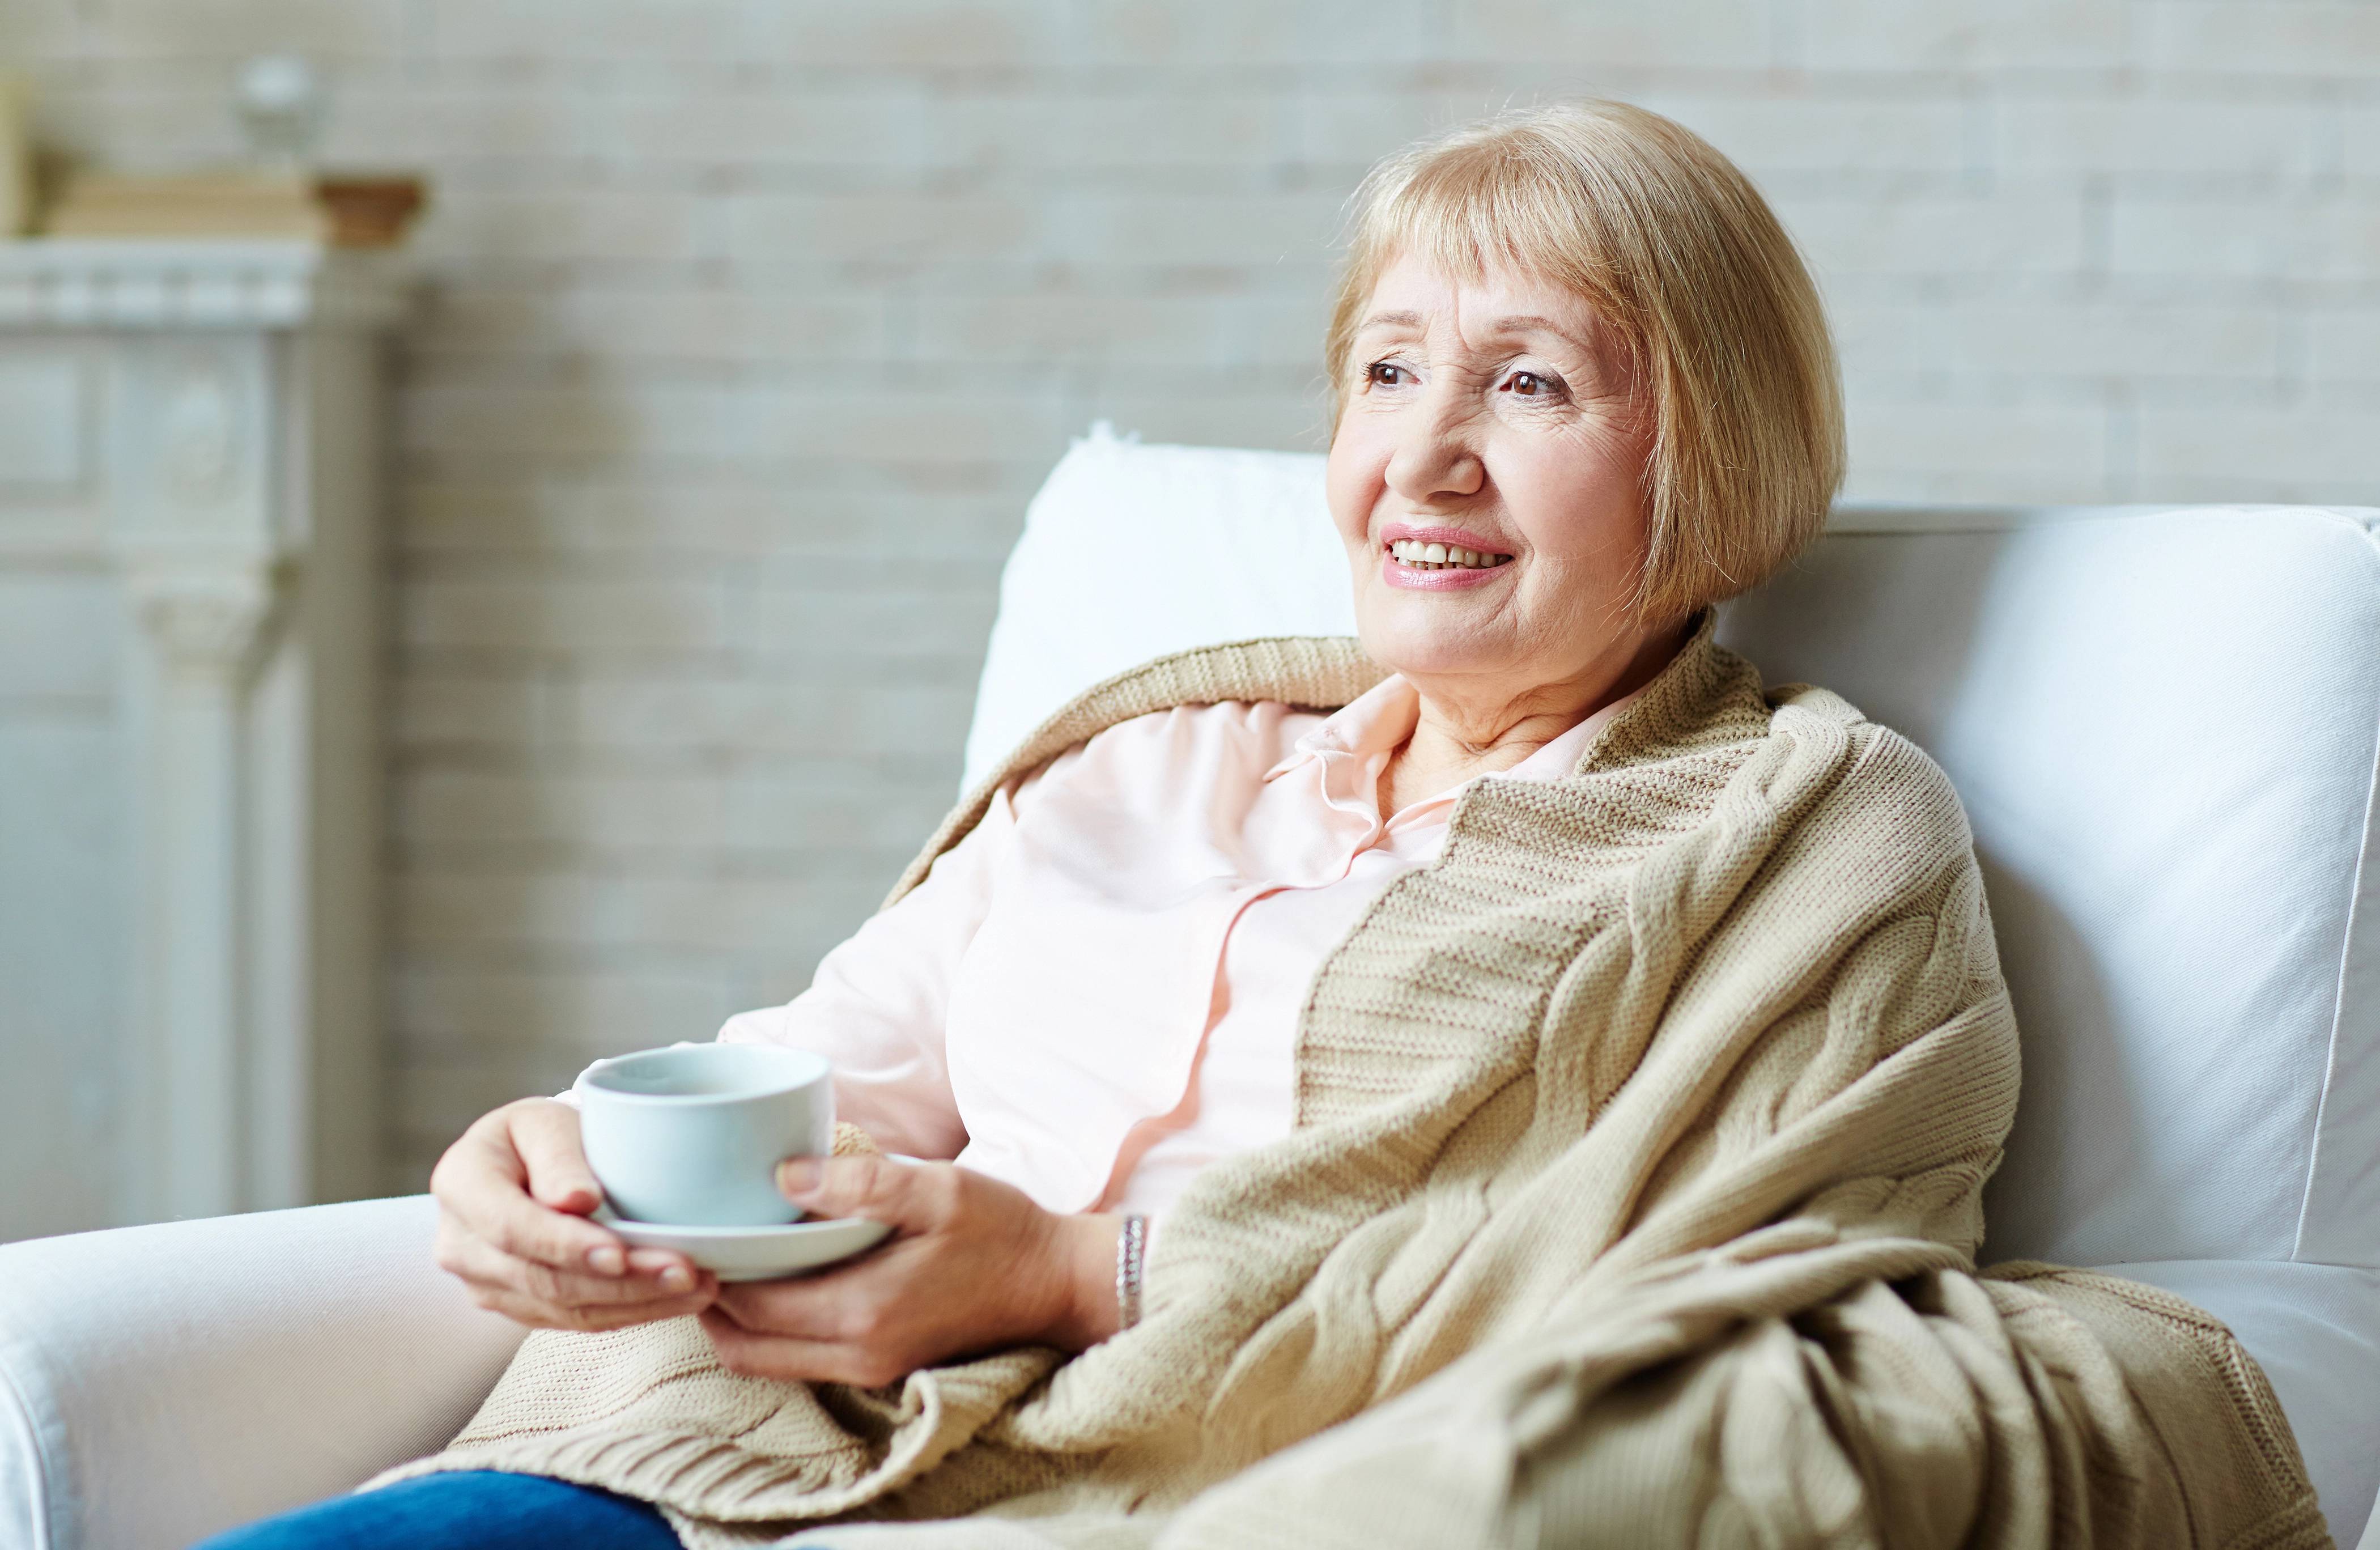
[1523,441,1652,581]
[1324,436,1386,549]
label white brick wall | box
[14,0,2377,1189]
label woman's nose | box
[1383,396,1485,504]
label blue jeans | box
[192,1471,682,1550]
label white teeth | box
[1387,538,1513,569]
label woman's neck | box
[1376,619,1691,818]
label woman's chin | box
[1354,613,1508,681]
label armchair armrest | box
[0,1196,525,1550]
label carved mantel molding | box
[125,562,283,673]
[0,239,412,329]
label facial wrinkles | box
[1374,354,1571,546]
[1340,264,1647,600]
[1402,367,1486,503]
[1327,260,1670,746]
[1406,300,1550,519]
[1384,339,1608,457]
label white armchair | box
[0,1197,524,1549]
[7,431,2378,1549]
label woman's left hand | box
[699,1155,1121,1388]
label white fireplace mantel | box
[0,238,413,329]
[0,238,411,1236]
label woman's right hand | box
[430,1097,719,1331]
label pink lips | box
[1380,551,1508,590]
[1380,521,1511,553]
[1378,521,1517,591]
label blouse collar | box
[1262,671,1652,806]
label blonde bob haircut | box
[1326,101,1844,625]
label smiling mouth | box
[1387,538,1514,571]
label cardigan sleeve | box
[713,774,1031,1162]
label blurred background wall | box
[6,0,2377,1196]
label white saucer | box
[593,1205,893,1283]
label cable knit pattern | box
[368,619,2328,1549]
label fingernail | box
[777,1157,820,1196]
[587,1245,625,1276]
[659,1266,692,1292]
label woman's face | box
[1327,252,1660,710]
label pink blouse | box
[716,672,1644,1220]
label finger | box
[479,1283,717,1335]
[699,1308,904,1388]
[446,1230,713,1307]
[434,1115,596,1258]
[433,1103,635,1278]
[511,1105,705,1279]
[430,1107,530,1212]
[711,1275,866,1341]
[509,1100,605,1216]
[776,1154,951,1231]
[466,1156,635,1277]
[626,1247,702,1281]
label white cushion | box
[970,431,2380,1539]
[963,424,1354,789]
[1720,507,2380,1273]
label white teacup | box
[574,1043,833,1227]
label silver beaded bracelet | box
[1115,1214,1148,1331]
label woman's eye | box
[1366,360,1412,388]
[1503,370,1556,397]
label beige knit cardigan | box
[373,622,2330,1549]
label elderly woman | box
[203,103,2318,1550]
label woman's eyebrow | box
[1490,315,1595,351]
[1355,309,1600,356]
